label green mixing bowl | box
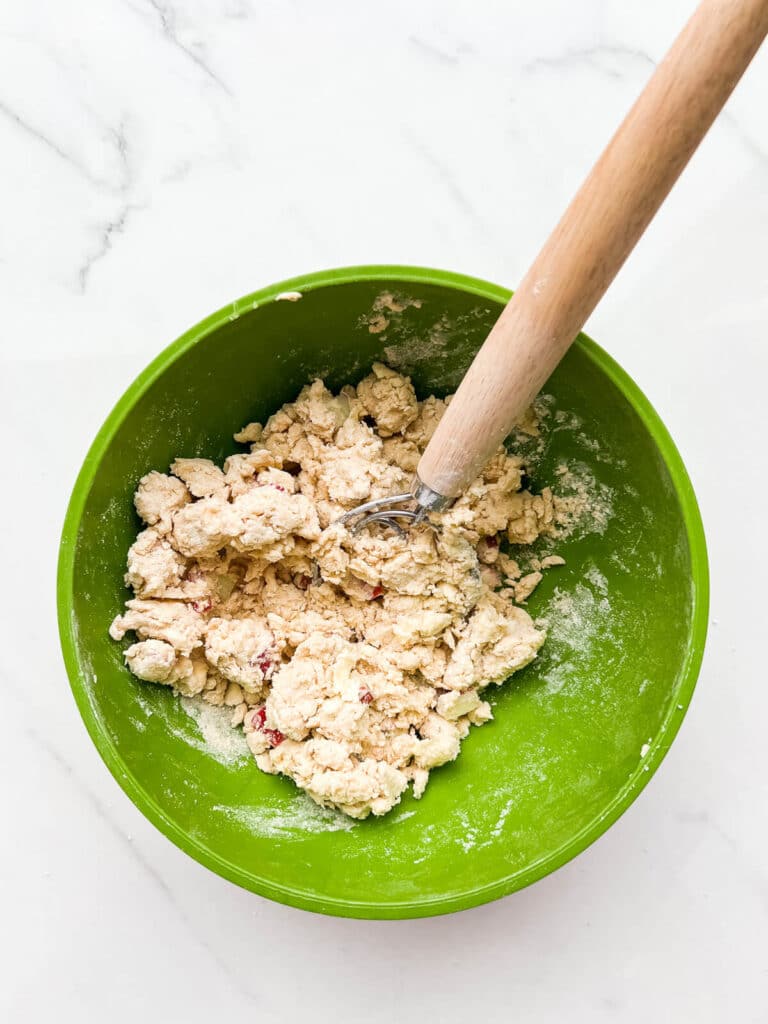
[57,266,708,919]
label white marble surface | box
[2,0,767,1020]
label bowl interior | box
[59,269,707,918]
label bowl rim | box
[57,264,709,919]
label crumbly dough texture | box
[110,365,563,818]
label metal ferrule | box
[411,476,455,513]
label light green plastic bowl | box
[57,266,708,919]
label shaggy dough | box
[110,365,564,818]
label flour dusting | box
[180,698,249,765]
[214,796,357,837]
[491,797,515,838]
[371,297,494,391]
[455,810,480,853]
[552,461,614,540]
[584,565,609,593]
[384,313,451,369]
[537,582,613,696]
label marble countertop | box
[3,1,767,1020]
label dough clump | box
[110,366,563,818]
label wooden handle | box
[418,0,768,498]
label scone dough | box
[110,365,560,818]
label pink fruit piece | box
[359,687,374,704]
[264,728,285,747]
[191,598,212,614]
[251,650,274,677]
[246,706,283,745]
[370,585,384,599]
